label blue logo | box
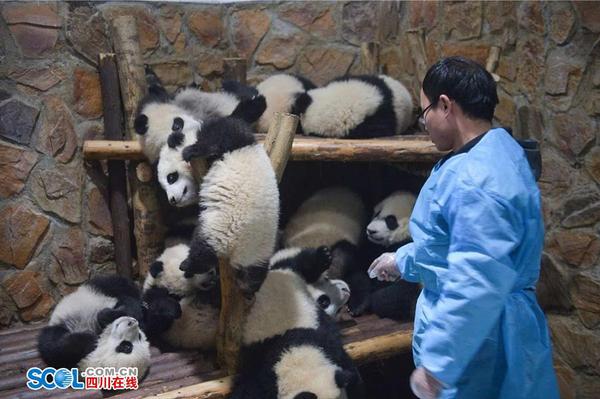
[27,368,84,390]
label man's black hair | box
[422,56,499,122]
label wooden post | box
[485,46,501,82]
[360,42,381,75]
[98,53,133,278]
[223,58,247,85]
[216,113,298,374]
[111,16,165,278]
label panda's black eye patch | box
[172,117,184,132]
[317,295,331,309]
[149,261,164,278]
[167,172,179,184]
[385,215,399,230]
[168,132,185,148]
[116,340,133,354]
[134,114,149,135]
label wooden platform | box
[0,314,412,398]
[83,134,444,163]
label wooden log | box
[98,53,133,278]
[83,136,444,163]
[216,113,298,374]
[223,58,247,84]
[485,45,501,82]
[360,42,381,75]
[262,113,300,181]
[152,330,412,399]
[111,15,165,278]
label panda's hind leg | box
[38,325,98,369]
[233,262,269,299]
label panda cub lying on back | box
[233,246,364,399]
[292,75,413,138]
[179,117,279,297]
[38,276,151,376]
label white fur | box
[300,80,383,138]
[307,277,350,319]
[174,88,239,122]
[157,121,205,208]
[367,190,417,247]
[161,296,218,350]
[79,316,151,377]
[199,143,279,270]
[49,285,117,333]
[137,102,196,162]
[283,187,367,248]
[379,75,414,134]
[143,244,216,297]
[256,74,307,132]
[243,269,318,345]
[275,345,345,399]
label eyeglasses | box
[417,103,434,132]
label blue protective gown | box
[396,128,559,399]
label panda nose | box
[170,196,176,205]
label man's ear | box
[439,94,452,112]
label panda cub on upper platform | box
[233,246,364,399]
[179,116,279,297]
[38,276,151,376]
[292,75,413,139]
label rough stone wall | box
[0,1,599,396]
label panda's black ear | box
[172,117,184,132]
[149,261,164,278]
[335,369,355,388]
[134,114,149,135]
[168,132,185,149]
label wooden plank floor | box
[0,314,412,398]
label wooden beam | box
[98,53,133,278]
[84,136,444,163]
[111,15,165,278]
[152,330,412,399]
[216,113,298,374]
[360,42,381,75]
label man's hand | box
[410,367,443,399]
[367,252,400,282]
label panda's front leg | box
[180,224,219,277]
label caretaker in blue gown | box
[369,57,559,399]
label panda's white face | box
[79,317,151,377]
[307,277,350,319]
[157,145,198,207]
[367,191,416,247]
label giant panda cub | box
[282,187,370,316]
[38,276,151,376]
[142,243,220,350]
[232,246,364,399]
[292,75,413,138]
[179,116,279,298]
[255,74,316,132]
[364,190,421,321]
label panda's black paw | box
[235,265,268,299]
[315,246,333,269]
[182,144,199,162]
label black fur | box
[179,225,219,278]
[116,340,133,354]
[144,64,170,102]
[134,114,149,135]
[172,117,184,132]
[234,262,269,299]
[222,80,259,100]
[142,286,182,338]
[291,92,312,116]
[230,94,267,124]
[182,117,256,162]
[167,131,185,149]
[149,261,164,278]
[369,281,419,321]
[271,246,332,284]
[38,326,98,369]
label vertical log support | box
[217,113,298,374]
[98,53,133,278]
[360,42,381,75]
[111,16,165,278]
[223,58,247,85]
